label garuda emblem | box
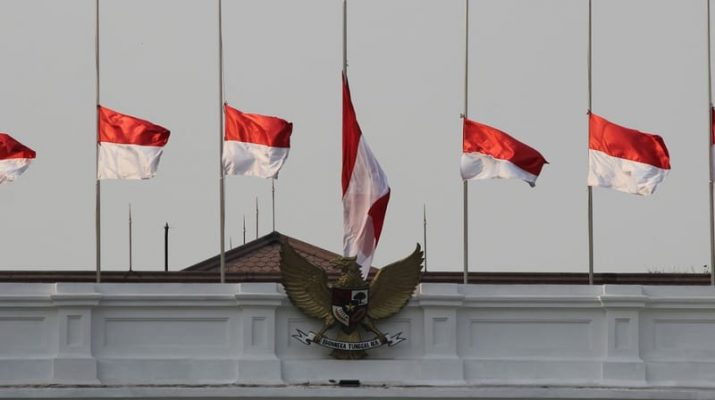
[279,241,423,359]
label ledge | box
[0,384,713,399]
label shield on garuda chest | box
[331,286,368,333]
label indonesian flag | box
[223,104,292,178]
[97,106,170,180]
[0,133,36,184]
[588,113,670,195]
[460,118,547,186]
[342,73,390,277]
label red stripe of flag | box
[98,106,170,147]
[0,133,36,160]
[589,113,670,170]
[368,190,390,243]
[463,118,547,176]
[224,104,292,147]
[342,72,361,195]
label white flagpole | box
[707,0,714,286]
[128,204,133,272]
[343,0,347,75]
[271,178,276,232]
[587,0,594,285]
[95,0,101,284]
[423,204,428,272]
[218,0,226,283]
[462,0,469,285]
[164,222,169,271]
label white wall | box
[0,282,714,399]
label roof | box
[184,231,349,278]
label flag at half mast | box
[97,106,171,180]
[460,118,548,186]
[223,104,292,178]
[588,113,670,196]
[0,133,36,184]
[342,72,391,278]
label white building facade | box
[0,282,714,399]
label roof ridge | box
[183,231,343,272]
[184,231,282,271]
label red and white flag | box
[0,133,36,184]
[460,118,547,186]
[223,104,292,178]
[342,73,390,277]
[97,106,170,180]
[588,113,670,195]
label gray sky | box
[0,0,710,273]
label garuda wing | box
[367,244,423,321]
[279,241,332,319]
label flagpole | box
[95,0,101,284]
[217,0,226,283]
[343,0,347,75]
[707,0,714,286]
[423,204,428,272]
[164,222,169,272]
[128,204,133,272]
[271,178,276,232]
[243,215,246,244]
[587,0,594,285]
[462,0,469,285]
[255,197,259,238]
